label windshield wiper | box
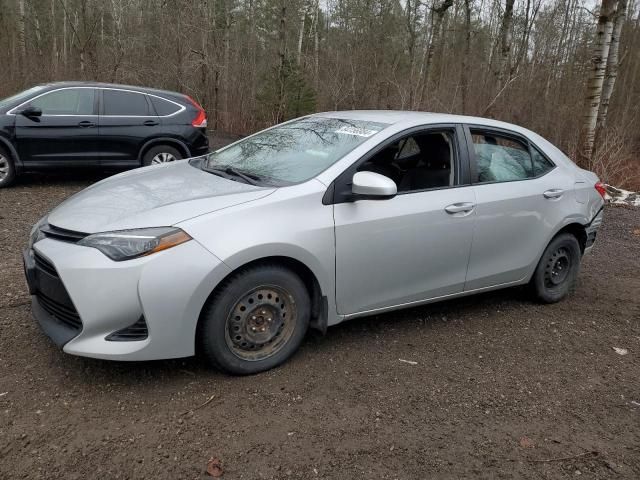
[224,167,261,185]
[203,165,261,186]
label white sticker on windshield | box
[335,125,379,137]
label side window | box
[471,130,533,183]
[103,90,149,116]
[396,137,420,160]
[531,146,555,176]
[29,89,95,115]
[359,131,455,193]
[149,96,181,116]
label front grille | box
[37,292,82,331]
[106,317,149,341]
[40,224,88,243]
[33,251,57,277]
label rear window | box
[150,96,182,116]
[103,90,149,116]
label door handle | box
[143,120,159,126]
[445,202,475,214]
[543,189,564,199]
[77,120,96,128]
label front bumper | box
[24,237,231,361]
[24,249,83,347]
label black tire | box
[530,233,581,303]
[0,146,17,188]
[142,145,183,166]
[198,264,310,375]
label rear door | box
[98,88,161,167]
[14,87,100,166]
[463,125,570,291]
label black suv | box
[0,82,209,187]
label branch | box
[481,75,521,116]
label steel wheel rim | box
[225,285,297,361]
[544,247,571,287]
[0,155,9,181]
[151,152,176,164]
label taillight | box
[186,96,207,128]
[594,181,607,199]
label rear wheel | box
[0,147,16,188]
[530,233,581,303]
[142,145,183,166]
[198,265,310,375]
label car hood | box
[47,160,276,233]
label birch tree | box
[579,0,618,163]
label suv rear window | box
[150,96,181,116]
[103,90,149,116]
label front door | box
[15,87,100,166]
[333,127,476,316]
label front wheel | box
[198,265,310,375]
[0,147,16,188]
[530,233,581,303]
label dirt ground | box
[1,167,639,479]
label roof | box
[38,81,186,98]
[312,110,537,137]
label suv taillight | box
[186,96,207,128]
[594,181,607,199]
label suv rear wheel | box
[0,147,16,188]
[142,145,183,166]
[530,233,581,303]
[198,265,310,375]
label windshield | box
[204,117,388,184]
[0,86,46,110]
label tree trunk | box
[18,0,26,77]
[417,0,453,108]
[497,0,515,84]
[296,4,305,66]
[596,0,628,135]
[276,5,287,123]
[461,0,472,114]
[313,0,319,90]
[579,0,618,164]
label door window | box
[470,131,534,183]
[103,90,149,116]
[359,131,455,192]
[531,146,555,176]
[28,88,95,115]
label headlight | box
[77,227,192,261]
[29,216,48,248]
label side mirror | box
[20,106,42,118]
[352,171,397,199]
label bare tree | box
[579,0,618,163]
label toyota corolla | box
[24,111,605,374]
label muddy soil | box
[1,169,639,479]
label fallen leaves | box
[612,347,628,356]
[206,457,223,477]
[519,436,535,449]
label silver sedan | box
[24,111,605,374]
